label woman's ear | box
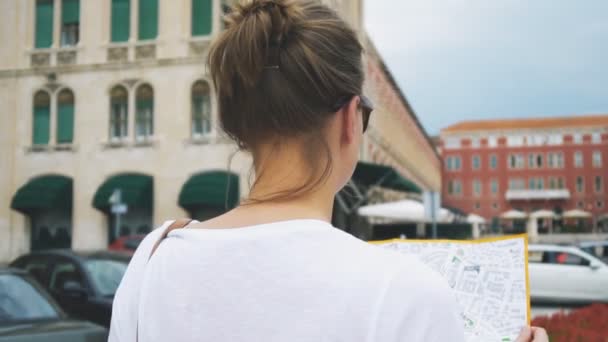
[341,96,360,144]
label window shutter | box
[111,0,130,42]
[33,105,50,145]
[192,0,212,36]
[35,0,54,48]
[57,103,75,143]
[62,0,79,24]
[138,0,158,40]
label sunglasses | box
[331,95,374,133]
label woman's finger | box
[515,326,533,342]
[531,327,549,342]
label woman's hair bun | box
[228,0,301,49]
[208,0,364,155]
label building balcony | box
[30,47,79,68]
[505,189,571,201]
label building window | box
[593,151,603,168]
[492,203,499,210]
[138,0,158,40]
[489,154,497,169]
[33,91,51,145]
[598,201,604,209]
[576,176,584,193]
[192,0,213,36]
[596,176,604,193]
[574,151,583,168]
[111,0,130,42]
[35,0,54,48]
[135,84,154,140]
[470,137,480,148]
[528,153,543,169]
[591,132,602,144]
[57,89,75,144]
[487,136,497,148]
[509,178,525,190]
[507,135,524,147]
[490,179,499,194]
[509,154,524,169]
[110,86,128,140]
[191,80,212,137]
[444,137,461,149]
[474,202,481,210]
[60,0,79,46]
[448,180,462,196]
[548,134,563,145]
[547,152,564,169]
[528,177,544,190]
[572,133,583,144]
[445,156,461,171]
[473,179,482,196]
[548,177,564,190]
[472,155,481,170]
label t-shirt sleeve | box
[108,222,171,342]
[370,258,465,342]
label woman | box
[109,1,547,341]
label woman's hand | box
[515,326,549,342]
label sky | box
[365,0,608,135]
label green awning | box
[179,171,239,210]
[11,175,73,214]
[93,174,153,211]
[352,161,422,194]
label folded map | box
[374,234,530,342]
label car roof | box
[528,244,581,252]
[579,240,608,247]
[15,249,131,262]
[0,267,28,275]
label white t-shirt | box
[109,219,464,342]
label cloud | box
[365,0,608,134]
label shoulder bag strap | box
[148,218,193,259]
[136,218,193,342]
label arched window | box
[191,80,211,137]
[192,0,213,36]
[109,85,128,140]
[136,84,154,140]
[57,89,74,144]
[33,91,51,145]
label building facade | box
[439,116,608,233]
[0,0,440,262]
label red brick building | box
[439,115,608,231]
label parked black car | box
[0,267,107,341]
[10,250,130,328]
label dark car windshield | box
[0,274,59,323]
[84,259,128,297]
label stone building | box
[0,0,440,262]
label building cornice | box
[0,56,208,79]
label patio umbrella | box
[466,214,486,224]
[530,210,556,219]
[357,199,453,222]
[563,209,592,218]
[500,210,528,219]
